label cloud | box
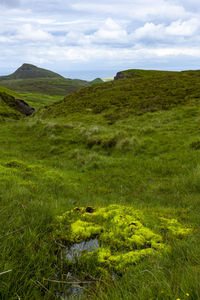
[0,0,20,7]
[166,18,200,36]
[71,0,190,22]
[16,24,53,41]
[0,0,200,78]
[91,18,129,45]
[57,18,130,46]
[133,18,200,44]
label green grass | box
[0,77,91,96]
[0,87,24,119]
[0,66,104,110]
[0,78,92,111]
[0,69,200,299]
[90,78,104,85]
[0,86,59,113]
[40,69,200,119]
[19,92,63,109]
[0,86,21,98]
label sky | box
[0,0,200,80]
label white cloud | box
[0,0,200,78]
[166,18,200,36]
[91,18,129,44]
[16,24,53,41]
[134,23,165,40]
[133,18,200,43]
[71,1,190,22]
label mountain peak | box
[16,63,38,72]
[0,64,63,80]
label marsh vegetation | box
[0,69,199,299]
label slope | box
[0,68,200,299]
[0,94,200,299]
[0,63,63,80]
[0,77,91,96]
[0,64,104,109]
[40,68,200,119]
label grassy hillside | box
[0,77,103,109]
[0,64,102,98]
[40,69,200,119]
[0,77,91,96]
[0,86,62,111]
[0,77,92,110]
[90,77,104,85]
[0,86,20,97]
[0,63,63,80]
[19,92,63,109]
[0,69,200,299]
[0,64,104,109]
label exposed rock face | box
[0,92,35,116]
[15,99,35,116]
[114,71,133,80]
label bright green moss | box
[70,220,102,242]
[160,217,192,236]
[56,205,192,273]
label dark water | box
[58,272,85,300]
[58,239,100,299]
[65,239,100,261]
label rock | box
[0,92,35,116]
[15,99,35,116]
[114,71,133,80]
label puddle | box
[65,239,100,262]
[57,272,85,300]
[57,239,100,299]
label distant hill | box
[39,68,200,119]
[90,78,104,85]
[0,64,63,81]
[0,86,34,118]
[0,64,103,97]
[0,77,92,96]
[114,69,174,80]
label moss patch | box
[56,205,192,273]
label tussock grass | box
[0,70,200,298]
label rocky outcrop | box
[0,92,35,116]
[114,71,133,80]
[114,70,144,80]
[14,99,35,116]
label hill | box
[1,68,200,299]
[0,65,103,104]
[90,77,104,85]
[0,86,34,118]
[0,77,91,96]
[0,63,63,81]
[40,68,200,119]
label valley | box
[0,66,199,299]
